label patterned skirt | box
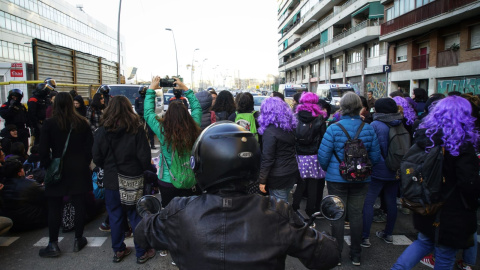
[296,155,325,179]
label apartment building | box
[380,0,480,95]
[277,0,389,98]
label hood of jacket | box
[373,112,403,126]
[297,110,323,124]
[195,91,213,112]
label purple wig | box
[296,92,327,118]
[393,96,417,126]
[419,96,479,156]
[258,97,297,134]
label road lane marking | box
[34,237,64,246]
[392,235,413,245]
[124,237,134,247]
[0,237,19,246]
[86,237,108,247]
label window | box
[368,43,380,58]
[471,25,480,49]
[396,45,407,62]
[348,51,362,63]
[444,33,459,50]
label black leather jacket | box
[134,191,339,270]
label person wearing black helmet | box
[134,122,340,270]
[28,83,51,145]
[169,89,189,108]
[0,89,30,149]
[98,85,111,106]
[135,86,156,149]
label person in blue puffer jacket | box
[361,98,408,249]
[318,92,381,266]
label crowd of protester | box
[0,78,478,270]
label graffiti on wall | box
[366,76,387,98]
[437,77,480,95]
[350,83,361,95]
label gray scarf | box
[373,112,404,123]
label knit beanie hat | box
[375,98,398,114]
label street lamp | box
[117,0,123,83]
[200,58,207,89]
[191,48,199,90]
[165,28,178,77]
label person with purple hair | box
[391,96,480,270]
[257,97,299,202]
[292,92,328,217]
[392,96,417,137]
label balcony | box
[381,0,478,37]
[412,54,429,70]
[437,50,459,68]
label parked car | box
[157,93,191,112]
[253,96,268,112]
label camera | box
[160,78,176,88]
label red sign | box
[10,69,24,77]
[11,63,23,68]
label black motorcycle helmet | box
[34,83,51,97]
[44,78,56,90]
[190,121,260,191]
[8,89,23,100]
[98,85,111,95]
[138,85,147,96]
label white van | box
[278,84,308,108]
[316,84,355,111]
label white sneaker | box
[159,250,168,257]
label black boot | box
[39,241,61,257]
[73,236,88,252]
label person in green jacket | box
[144,76,202,206]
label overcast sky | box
[64,0,280,83]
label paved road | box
[1,145,478,270]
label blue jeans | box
[270,187,293,203]
[391,232,457,270]
[105,189,145,258]
[462,233,477,266]
[362,179,399,238]
[327,181,369,258]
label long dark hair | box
[91,93,105,110]
[52,92,89,131]
[100,96,141,134]
[211,91,236,115]
[161,101,200,153]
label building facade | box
[277,0,388,98]
[380,0,480,95]
[278,0,480,98]
[0,0,125,102]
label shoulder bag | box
[44,126,72,186]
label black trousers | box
[47,194,86,242]
[292,177,326,216]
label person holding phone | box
[144,76,202,207]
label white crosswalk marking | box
[124,237,135,247]
[34,237,64,246]
[392,235,413,245]
[344,235,412,246]
[0,237,19,247]
[86,237,108,247]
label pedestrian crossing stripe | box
[86,237,108,247]
[124,237,135,247]
[0,237,19,247]
[34,237,64,246]
[344,235,413,246]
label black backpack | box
[296,117,319,146]
[385,123,411,174]
[333,122,372,181]
[400,144,445,215]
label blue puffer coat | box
[370,119,403,181]
[318,115,381,183]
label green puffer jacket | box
[144,89,202,185]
